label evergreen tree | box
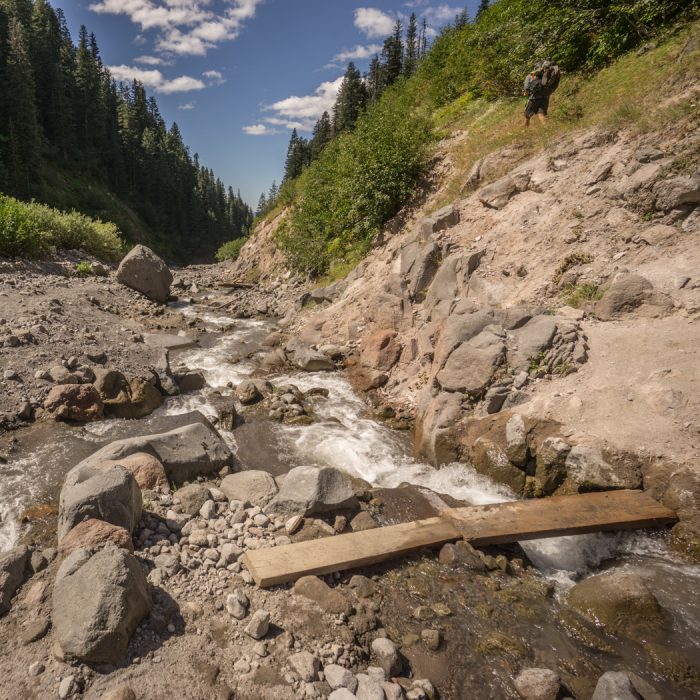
[268,180,279,202]
[366,55,383,103]
[455,9,470,28]
[283,128,309,181]
[332,62,367,134]
[419,18,428,58]
[404,13,419,76]
[381,20,404,86]
[309,111,332,160]
[256,193,267,218]
[476,0,490,20]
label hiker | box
[523,60,560,127]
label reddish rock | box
[101,452,169,491]
[58,519,134,556]
[44,384,104,423]
[360,330,402,372]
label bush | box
[0,195,124,260]
[74,261,94,276]
[280,88,432,276]
[215,237,247,262]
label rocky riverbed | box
[1,245,700,700]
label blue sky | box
[60,1,476,205]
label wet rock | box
[244,610,270,639]
[567,570,664,642]
[174,370,206,393]
[93,368,131,406]
[58,519,134,556]
[438,541,486,570]
[108,378,163,419]
[478,176,518,209]
[43,384,103,423]
[288,650,321,682]
[220,471,278,507]
[472,437,526,494]
[236,380,263,405]
[154,351,179,397]
[360,329,402,372]
[514,668,560,700]
[52,546,152,663]
[505,414,528,466]
[58,465,142,541]
[565,444,641,491]
[267,466,358,516]
[326,663,359,692]
[0,545,30,615]
[350,511,377,532]
[293,576,352,615]
[73,416,233,483]
[371,637,402,677]
[176,483,212,515]
[116,244,172,303]
[590,671,642,700]
[534,437,571,496]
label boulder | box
[107,378,163,419]
[652,175,700,211]
[43,384,103,423]
[361,330,402,372]
[267,466,358,516]
[436,327,505,394]
[293,576,352,615]
[288,651,321,683]
[478,176,518,209]
[236,380,263,405]
[153,351,179,397]
[413,391,463,466]
[116,244,172,303]
[471,437,526,494]
[93,368,131,405]
[220,471,278,507]
[100,452,169,491]
[325,663,358,692]
[565,445,641,491]
[292,346,335,372]
[567,570,664,642]
[590,672,642,700]
[505,414,528,466]
[438,541,486,570]
[0,545,30,615]
[514,668,560,700]
[58,465,141,541]
[534,437,571,496]
[58,519,133,556]
[407,242,442,302]
[143,333,196,350]
[371,637,402,677]
[594,274,672,320]
[71,417,233,484]
[176,483,212,515]
[507,316,558,372]
[52,546,152,663]
[174,370,206,393]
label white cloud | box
[108,64,206,93]
[354,7,395,38]
[243,123,279,136]
[134,54,172,65]
[178,101,195,110]
[203,69,226,85]
[89,0,264,57]
[264,77,343,121]
[327,43,382,67]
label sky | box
[60,1,477,206]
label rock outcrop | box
[116,245,172,303]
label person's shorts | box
[525,96,549,117]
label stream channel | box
[1,297,699,696]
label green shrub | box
[562,283,603,308]
[74,261,94,276]
[0,195,123,260]
[215,237,247,262]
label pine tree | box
[283,128,309,181]
[381,20,404,86]
[455,9,470,28]
[404,13,418,76]
[309,111,332,160]
[419,18,428,59]
[476,0,490,20]
[256,193,267,218]
[268,180,279,203]
[366,55,383,103]
[332,62,367,134]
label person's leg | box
[537,112,546,124]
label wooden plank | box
[243,490,677,588]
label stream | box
[2,297,699,694]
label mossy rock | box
[644,642,700,691]
[670,520,700,563]
[473,631,528,658]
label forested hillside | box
[245,0,697,277]
[0,0,252,260]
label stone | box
[534,438,571,496]
[28,661,45,676]
[595,274,672,321]
[421,628,441,651]
[21,616,51,644]
[176,483,212,515]
[267,466,358,516]
[58,465,141,541]
[52,547,152,663]
[43,384,103,423]
[329,690,357,700]
[407,242,441,302]
[144,333,196,350]
[514,668,560,700]
[478,176,518,209]
[220,471,278,507]
[584,161,613,186]
[93,368,131,406]
[59,676,76,698]
[431,204,460,232]
[236,380,263,405]
[101,687,137,700]
[154,351,179,397]
[652,175,700,211]
[504,414,528,466]
[436,328,505,393]
[107,379,163,420]
[0,545,30,614]
[356,673,386,700]
[288,651,320,682]
[383,683,405,700]
[72,416,233,484]
[567,571,664,642]
[199,499,217,519]
[590,672,642,700]
[101,452,169,491]
[175,371,206,393]
[360,330,402,372]
[325,663,358,692]
[58,519,134,556]
[438,541,486,570]
[29,550,49,574]
[291,344,335,372]
[285,515,304,535]
[244,610,270,639]
[116,244,172,303]
[471,437,526,494]
[220,543,243,566]
[507,316,557,372]
[293,576,352,616]
[565,445,641,491]
[350,511,377,532]
[226,589,249,620]
[371,637,402,677]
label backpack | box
[528,76,548,99]
[542,64,561,94]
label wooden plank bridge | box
[243,490,677,588]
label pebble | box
[28,661,45,676]
[58,675,76,699]
[244,610,270,639]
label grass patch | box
[562,283,603,308]
[215,237,247,262]
[74,261,94,277]
[0,194,124,261]
[553,252,594,283]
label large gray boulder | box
[72,417,232,484]
[652,175,700,211]
[478,176,518,209]
[58,465,142,541]
[220,471,278,507]
[594,274,672,321]
[0,545,30,615]
[507,316,558,372]
[52,546,152,664]
[590,672,642,700]
[266,466,358,516]
[565,445,641,491]
[116,245,172,303]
